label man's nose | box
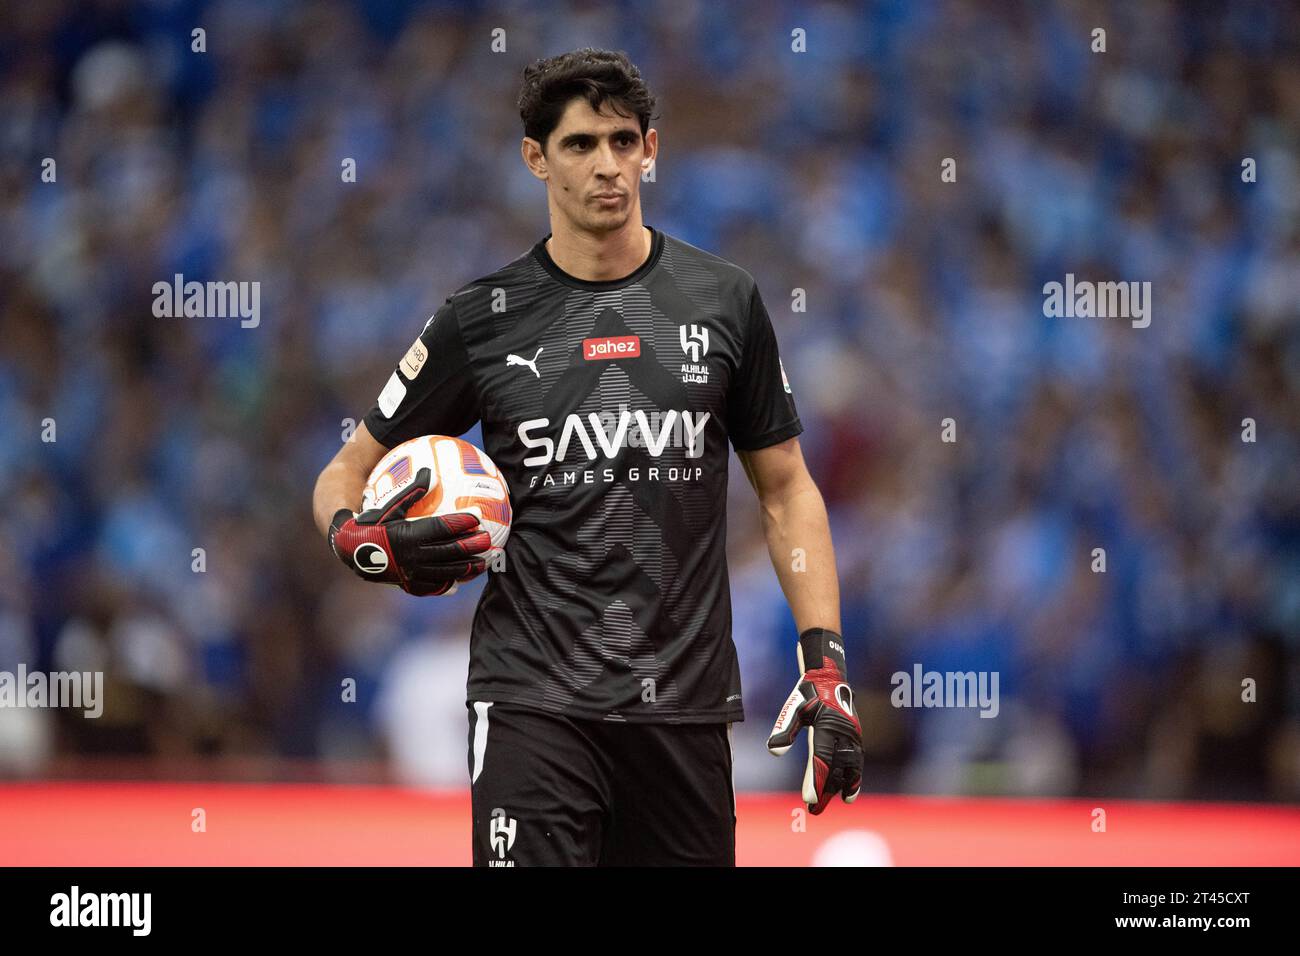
[594,140,620,175]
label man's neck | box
[545,219,652,282]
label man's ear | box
[521,137,548,181]
[641,127,659,170]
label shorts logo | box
[583,335,640,361]
[489,808,517,865]
[678,324,710,384]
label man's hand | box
[328,467,492,596]
[767,627,864,814]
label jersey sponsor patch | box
[400,338,429,379]
[582,335,640,361]
[780,357,791,393]
[378,372,407,418]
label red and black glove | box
[328,467,492,596]
[767,627,864,814]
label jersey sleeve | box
[362,297,481,448]
[725,283,803,451]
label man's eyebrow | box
[555,128,642,147]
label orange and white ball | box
[361,435,512,561]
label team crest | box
[679,323,710,384]
[489,807,517,867]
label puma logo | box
[506,346,543,378]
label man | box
[312,48,862,866]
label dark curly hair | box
[518,48,659,152]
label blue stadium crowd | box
[0,0,1296,800]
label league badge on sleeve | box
[400,337,428,379]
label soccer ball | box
[361,435,512,563]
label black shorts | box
[466,701,737,866]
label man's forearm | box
[757,476,841,634]
[312,460,369,538]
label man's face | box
[523,97,657,234]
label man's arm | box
[312,420,389,538]
[736,436,840,633]
[313,419,491,595]
[740,435,862,814]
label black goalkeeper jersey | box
[362,226,802,724]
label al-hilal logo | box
[679,324,710,384]
[489,807,517,866]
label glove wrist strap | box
[798,627,846,674]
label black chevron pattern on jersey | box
[547,305,690,413]
[535,541,688,714]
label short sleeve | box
[362,298,481,448]
[726,284,803,451]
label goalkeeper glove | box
[329,467,492,596]
[767,627,864,814]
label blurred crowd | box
[0,0,1296,802]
